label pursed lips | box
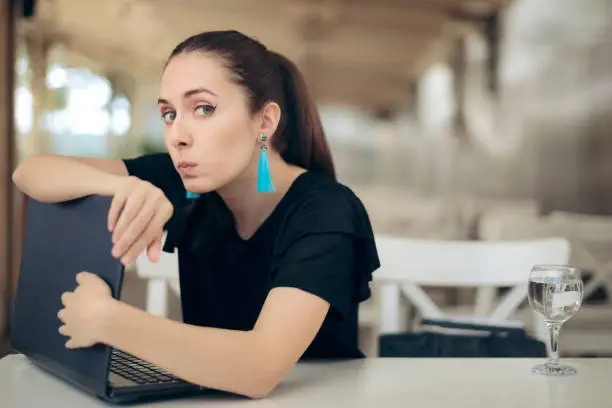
[177,161,198,177]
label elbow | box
[12,162,24,186]
[240,376,281,400]
[12,155,38,190]
[210,359,288,400]
[12,163,28,193]
[12,155,56,201]
[192,373,280,400]
[241,354,292,399]
[245,389,274,400]
[12,162,36,200]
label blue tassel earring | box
[257,133,275,193]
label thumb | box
[147,235,163,263]
[76,271,96,283]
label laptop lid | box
[12,195,124,397]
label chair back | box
[374,235,570,321]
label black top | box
[123,153,380,359]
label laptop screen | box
[12,195,124,396]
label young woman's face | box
[158,52,259,193]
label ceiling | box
[19,0,509,112]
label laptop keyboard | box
[110,349,183,385]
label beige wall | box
[407,0,612,215]
[498,0,612,214]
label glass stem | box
[547,323,562,365]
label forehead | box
[159,52,236,100]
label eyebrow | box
[157,87,218,105]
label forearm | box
[12,155,125,202]
[100,301,282,398]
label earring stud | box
[257,133,275,192]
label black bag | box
[379,318,547,358]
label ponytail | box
[269,52,336,180]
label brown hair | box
[167,30,336,180]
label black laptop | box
[11,195,208,404]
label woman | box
[12,30,379,398]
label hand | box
[58,272,116,349]
[108,176,173,265]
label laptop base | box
[105,382,209,405]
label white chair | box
[549,211,612,300]
[373,235,571,346]
[134,240,180,317]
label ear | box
[257,101,281,140]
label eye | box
[161,111,176,124]
[195,104,216,116]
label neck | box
[216,151,304,240]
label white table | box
[1,354,611,407]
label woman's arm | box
[97,286,329,399]
[12,155,128,202]
[58,210,363,399]
[13,154,175,264]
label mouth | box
[177,161,198,177]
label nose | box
[169,117,193,149]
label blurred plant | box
[49,87,68,110]
[139,139,166,154]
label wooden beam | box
[304,62,410,90]
[312,27,430,69]
[28,0,504,109]
[52,32,163,76]
[310,78,408,109]
[310,0,505,13]
[19,18,162,77]
[341,5,447,35]
[282,1,449,37]
[314,91,405,112]
[0,0,18,358]
[154,2,308,61]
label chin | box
[182,176,220,194]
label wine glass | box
[528,265,583,376]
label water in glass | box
[528,265,583,376]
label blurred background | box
[2,0,612,358]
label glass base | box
[532,362,577,376]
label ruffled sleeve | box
[270,185,380,318]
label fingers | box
[107,178,173,264]
[61,292,72,306]
[119,210,168,265]
[58,310,69,341]
[59,327,77,349]
[65,339,77,349]
[112,194,146,248]
[58,324,73,348]
[76,271,91,282]
[147,234,163,263]
[108,191,127,233]
[111,184,168,258]
[112,199,157,259]
[57,308,71,352]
